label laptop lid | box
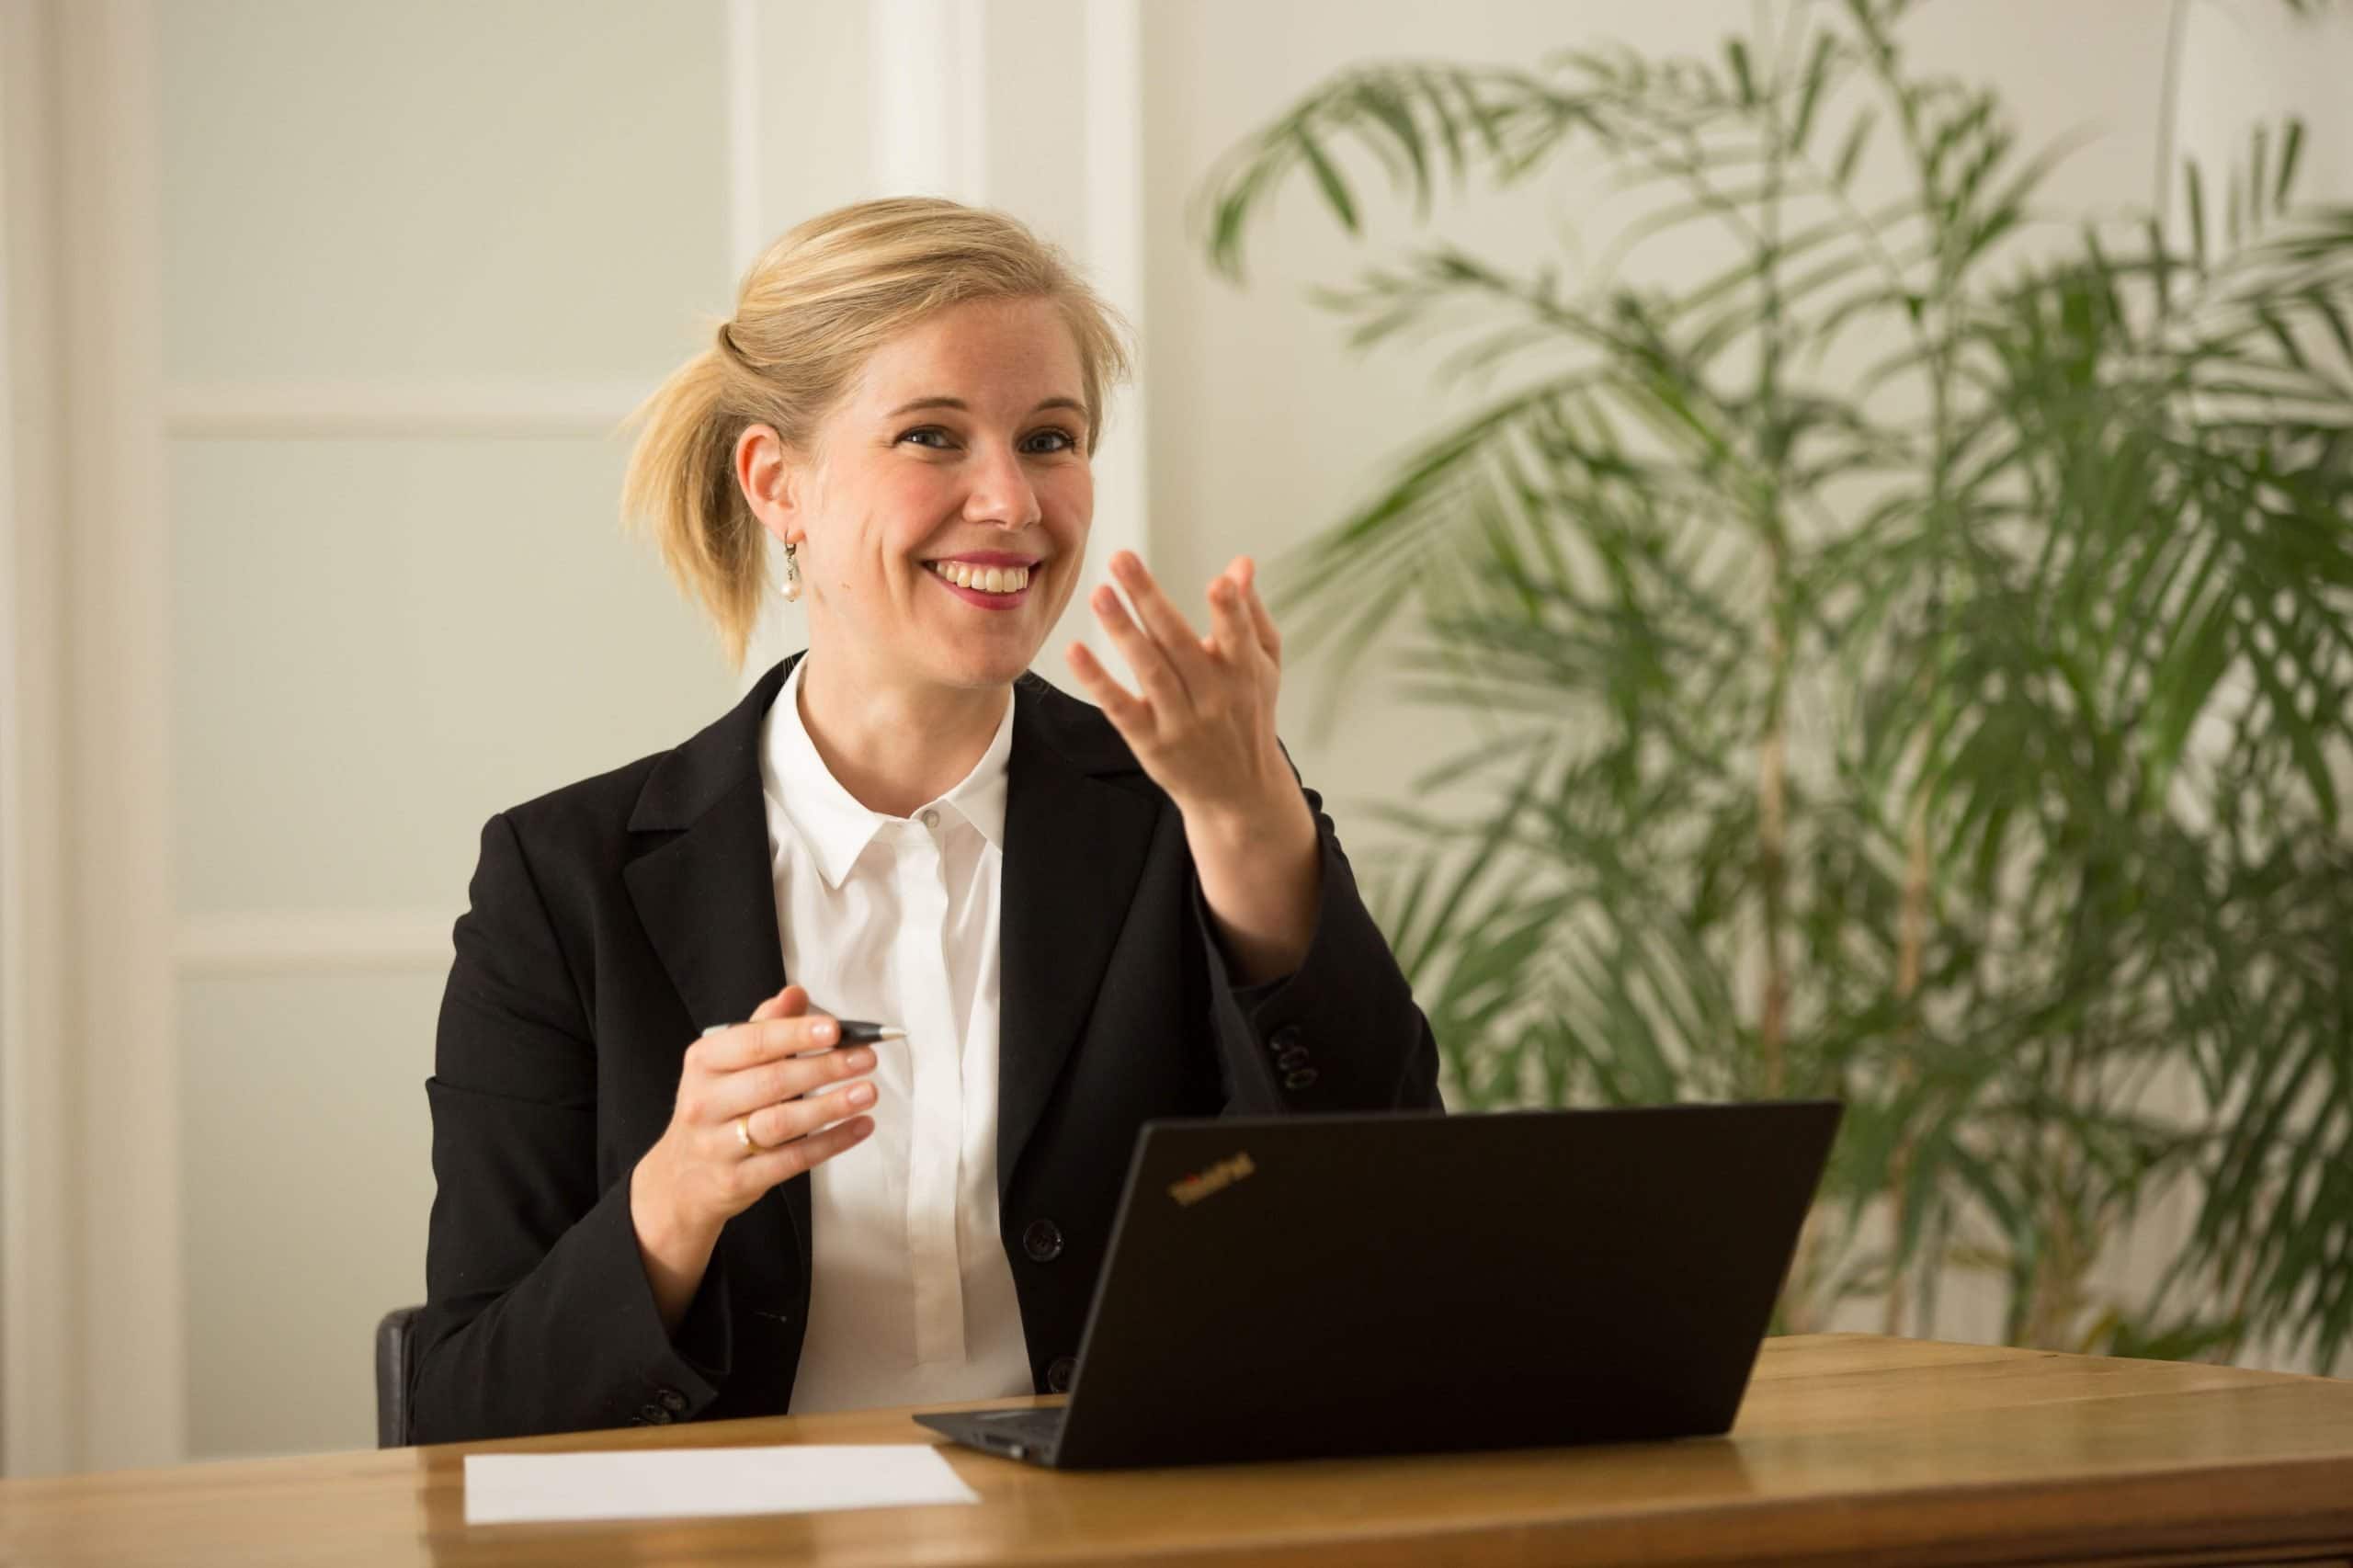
[1043,1099,1842,1469]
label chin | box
[926,643,1037,691]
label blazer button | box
[638,1403,672,1425]
[1268,1024,1302,1054]
[1023,1219,1064,1262]
[1277,1046,1310,1070]
[1283,1068,1318,1090]
[655,1387,688,1413]
[1047,1355,1077,1393]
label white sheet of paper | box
[462,1443,982,1526]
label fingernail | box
[847,1047,874,1069]
[813,1017,836,1042]
[847,1083,875,1107]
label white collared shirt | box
[758,655,1033,1414]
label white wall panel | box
[977,0,1088,261]
[178,970,443,1460]
[168,433,733,915]
[154,0,732,381]
[148,0,749,1466]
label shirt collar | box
[759,654,1016,890]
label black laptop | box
[912,1098,1842,1470]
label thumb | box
[750,983,808,1023]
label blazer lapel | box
[997,674,1160,1199]
[623,653,808,1278]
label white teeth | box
[928,561,1030,594]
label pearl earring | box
[776,540,802,603]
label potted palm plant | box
[1200,0,2353,1368]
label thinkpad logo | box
[1168,1152,1256,1206]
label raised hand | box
[1065,550,1290,831]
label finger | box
[735,1114,876,1193]
[1064,640,1153,736]
[709,1042,876,1123]
[1107,551,1213,700]
[1091,580,1193,718]
[745,1074,879,1148]
[700,1010,839,1073]
[1236,558,1281,665]
[1206,569,1257,669]
[748,984,803,1023]
[690,986,804,1069]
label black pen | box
[822,1017,905,1045]
[701,1016,906,1044]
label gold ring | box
[734,1115,757,1153]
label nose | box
[962,439,1042,530]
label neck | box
[793,649,1010,819]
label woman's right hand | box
[629,984,877,1330]
[641,983,880,1239]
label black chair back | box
[375,1305,422,1449]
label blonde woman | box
[411,198,1442,1444]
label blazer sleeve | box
[409,810,730,1444]
[1193,758,1446,1117]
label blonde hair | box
[617,197,1135,673]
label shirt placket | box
[894,813,966,1368]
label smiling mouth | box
[925,560,1034,595]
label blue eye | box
[895,426,1080,454]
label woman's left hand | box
[1068,549,1322,984]
[1065,550,1296,832]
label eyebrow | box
[885,395,1086,419]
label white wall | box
[158,0,742,1464]
[2,0,2344,1472]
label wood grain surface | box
[6,1335,2352,1567]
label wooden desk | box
[6,1335,2352,1567]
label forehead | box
[850,296,1083,405]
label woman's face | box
[752,295,1095,694]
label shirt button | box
[1046,1355,1077,1393]
[919,807,941,829]
[1023,1219,1064,1262]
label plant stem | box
[2153,0,2191,226]
[1758,626,1790,1097]
[1881,794,1932,1337]
[1755,0,1792,1108]
[1752,0,1806,1331]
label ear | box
[733,422,811,547]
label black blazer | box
[411,652,1443,1444]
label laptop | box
[913,1098,1842,1470]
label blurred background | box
[1,0,2347,1476]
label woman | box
[411,197,1442,1444]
